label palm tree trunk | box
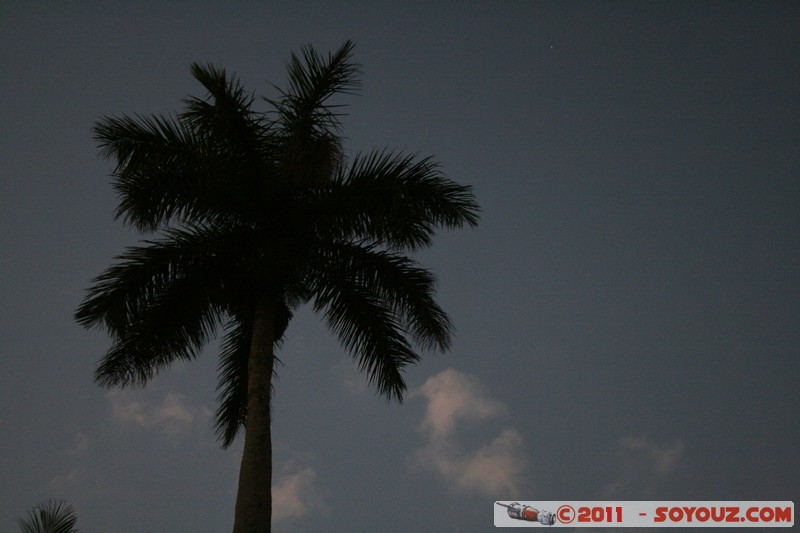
[232,298,276,533]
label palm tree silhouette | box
[75,41,479,532]
[18,500,79,533]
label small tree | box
[18,499,79,533]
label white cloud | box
[416,427,527,495]
[109,390,210,438]
[410,368,507,440]
[270,461,327,526]
[272,467,320,521]
[601,436,685,498]
[410,368,527,496]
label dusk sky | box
[1,2,798,532]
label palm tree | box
[18,499,79,533]
[75,41,479,532]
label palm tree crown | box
[75,41,479,531]
[18,500,79,533]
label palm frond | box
[76,223,244,333]
[214,316,252,447]
[94,112,257,231]
[95,113,198,230]
[182,63,274,166]
[187,63,253,117]
[214,304,291,448]
[314,242,452,351]
[310,250,427,401]
[93,272,222,387]
[266,41,359,188]
[272,40,361,136]
[18,499,78,533]
[76,225,248,387]
[317,150,480,250]
[94,113,191,169]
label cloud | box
[109,390,210,438]
[270,460,328,528]
[272,467,322,521]
[410,368,527,495]
[601,436,685,498]
[411,368,507,440]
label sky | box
[1,2,798,532]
